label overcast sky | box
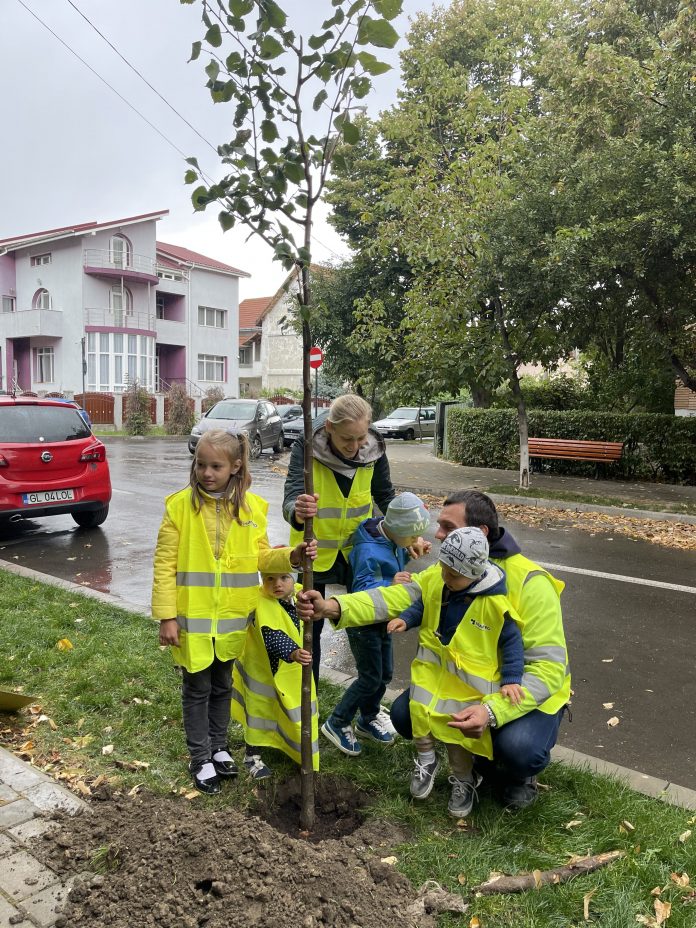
[1,0,434,299]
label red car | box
[0,396,111,529]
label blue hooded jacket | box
[348,517,408,593]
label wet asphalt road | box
[1,437,695,790]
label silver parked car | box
[188,398,284,458]
[373,406,436,440]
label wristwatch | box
[484,703,497,729]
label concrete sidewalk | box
[385,440,696,521]
[0,748,87,928]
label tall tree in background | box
[182,0,402,830]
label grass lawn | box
[1,569,694,926]
[487,484,696,517]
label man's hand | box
[290,538,318,567]
[294,493,319,524]
[446,704,490,738]
[297,590,341,622]
[290,648,312,666]
[159,618,179,647]
[392,571,411,585]
[387,618,407,634]
[408,538,432,559]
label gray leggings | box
[181,655,232,767]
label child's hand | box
[501,683,524,705]
[294,493,319,523]
[291,538,318,566]
[392,571,411,585]
[407,537,432,559]
[159,618,179,647]
[290,648,312,666]
[387,618,407,634]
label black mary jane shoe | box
[211,753,239,779]
[190,761,222,795]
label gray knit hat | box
[383,492,429,538]
[439,527,489,579]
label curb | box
[3,560,696,812]
[393,483,696,525]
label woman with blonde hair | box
[283,394,397,746]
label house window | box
[30,253,51,266]
[157,269,183,281]
[156,296,165,319]
[198,354,225,382]
[110,285,132,321]
[34,347,54,383]
[86,331,153,391]
[254,340,261,362]
[239,346,251,367]
[110,234,131,269]
[198,306,226,328]
[2,296,15,313]
[33,289,52,310]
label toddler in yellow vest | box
[151,429,316,795]
[232,570,318,778]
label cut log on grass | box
[471,850,626,895]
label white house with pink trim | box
[0,210,249,398]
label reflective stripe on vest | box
[231,687,319,758]
[235,663,317,722]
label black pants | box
[181,655,232,767]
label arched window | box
[110,285,133,321]
[109,234,132,269]
[33,288,52,310]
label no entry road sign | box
[309,346,323,369]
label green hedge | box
[446,408,696,484]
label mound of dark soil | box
[37,782,432,928]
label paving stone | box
[0,895,24,928]
[0,832,18,857]
[19,877,75,928]
[0,784,20,803]
[0,801,37,829]
[9,818,58,845]
[0,850,60,902]
[23,783,86,816]
[0,751,46,794]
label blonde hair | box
[190,429,251,522]
[327,394,372,428]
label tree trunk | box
[299,262,315,833]
[492,296,530,489]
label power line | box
[63,0,218,155]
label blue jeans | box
[389,687,565,780]
[330,625,393,727]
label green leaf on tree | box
[372,0,403,20]
[191,186,210,211]
[205,24,222,48]
[185,156,201,169]
[184,169,198,184]
[357,50,391,75]
[260,0,287,29]
[357,16,398,48]
[342,118,360,144]
[261,119,279,142]
[313,89,328,111]
[284,161,305,183]
[218,211,236,231]
[308,31,334,50]
[205,60,220,81]
[188,41,202,62]
[229,0,254,15]
[351,75,371,98]
[259,35,284,59]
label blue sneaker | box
[355,715,395,745]
[321,719,362,756]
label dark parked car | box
[282,408,330,445]
[276,404,303,424]
[188,398,284,458]
[0,396,112,528]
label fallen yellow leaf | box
[679,830,692,844]
[57,638,73,651]
[457,873,467,885]
[584,888,597,921]
[566,819,584,829]
[620,820,636,833]
[101,745,114,756]
[650,887,662,896]
[380,856,397,866]
[653,898,671,925]
[533,869,543,889]
[603,702,615,709]
[607,716,620,728]
[670,873,690,887]
[469,918,481,928]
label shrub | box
[446,407,696,484]
[202,386,224,414]
[165,384,195,435]
[491,375,587,411]
[123,381,152,436]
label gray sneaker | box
[410,756,440,799]
[447,773,482,818]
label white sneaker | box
[377,706,397,736]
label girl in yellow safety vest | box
[152,429,316,795]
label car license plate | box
[22,489,75,505]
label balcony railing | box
[1,308,63,338]
[83,248,158,277]
[84,307,156,331]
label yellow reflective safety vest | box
[289,459,374,573]
[165,487,268,673]
[408,569,522,759]
[231,584,319,769]
[488,553,570,723]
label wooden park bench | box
[528,438,624,465]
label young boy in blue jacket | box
[321,492,430,756]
